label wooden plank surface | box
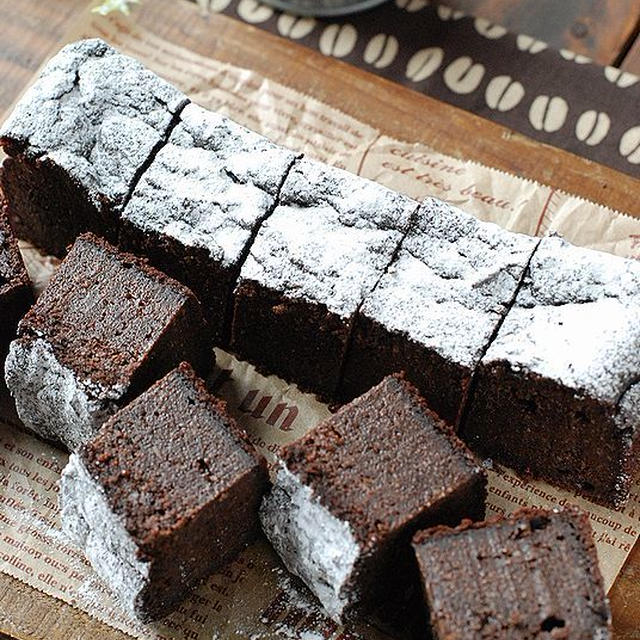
[435,0,640,66]
[0,1,638,639]
[621,30,640,75]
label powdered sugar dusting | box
[0,38,187,207]
[484,236,640,404]
[122,103,296,269]
[239,158,417,318]
[361,198,538,367]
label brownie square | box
[60,363,268,621]
[0,212,32,359]
[119,103,298,344]
[340,198,539,425]
[231,158,418,399]
[4,233,210,450]
[463,236,640,506]
[0,38,188,257]
[260,374,486,622]
[412,508,611,639]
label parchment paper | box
[1,6,639,640]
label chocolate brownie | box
[412,508,611,639]
[260,374,486,622]
[231,158,418,399]
[4,233,210,450]
[340,198,539,425]
[119,103,299,344]
[462,236,640,506]
[0,38,188,256]
[0,212,31,360]
[60,363,268,621]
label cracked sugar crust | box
[0,38,188,209]
[484,236,640,405]
[239,158,418,318]
[122,103,298,269]
[361,198,539,369]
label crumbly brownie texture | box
[0,38,188,256]
[232,158,418,399]
[340,198,539,424]
[0,212,32,358]
[60,363,267,621]
[412,508,611,639]
[4,233,210,450]
[463,236,640,506]
[120,103,298,344]
[260,374,486,622]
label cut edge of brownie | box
[62,362,268,620]
[412,506,611,637]
[262,374,487,621]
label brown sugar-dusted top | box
[413,507,611,639]
[16,233,207,390]
[80,363,266,551]
[282,374,485,549]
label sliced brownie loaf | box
[60,363,268,621]
[119,103,299,344]
[0,38,188,256]
[4,233,210,450]
[261,374,486,622]
[463,236,640,506]
[340,198,538,425]
[231,159,418,400]
[413,508,611,639]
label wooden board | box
[0,1,638,638]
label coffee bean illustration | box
[437,6,464,20]
[516,34,547,54]
[560,49,591,64]
[319,24,357,58]
[474,18,507,39]
[237,0,273,23]
[619,126,640,164]
[395,0,428,11]
[277,14,316,39]
[485,75,524,112]
[443,57,485,94]
[575,110,610,146]
[604,66,639,88]
[209,0,232,12]
[364,34,398,69]
[406,47,444,82]
[529,95,568,133]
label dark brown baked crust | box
[413,507,611,639]
[0,210,32,357]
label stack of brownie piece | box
[0,38,631,635]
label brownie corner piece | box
[60,362,267,621]
[0,38,188,256]
[4,233,210,450]
[463,235,640,506]
[0,211,32,357]
[340,197,539,424]
[412,507,611,639]
[260,374,486,622]
[119,102,298,345]
[231,158,418,400]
